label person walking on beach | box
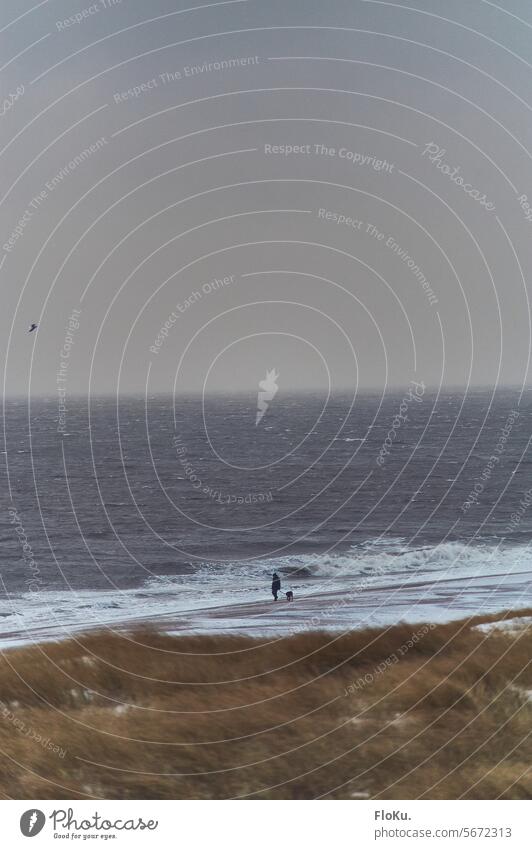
[272,572,281,601]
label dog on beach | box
[285,590,294,601]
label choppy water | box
[1,389,532,642]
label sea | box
[1,388,531,644]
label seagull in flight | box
[28,323,38,333]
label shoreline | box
[2,568,532,650]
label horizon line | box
[2,383,529,400]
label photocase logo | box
[20,809,46,837]
[255,368,279,425]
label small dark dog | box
[285,590,294,602]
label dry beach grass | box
[0,609,531,799]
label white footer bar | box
[3,799,530,848]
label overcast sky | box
[1,0,532,395]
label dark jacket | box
[272,573,281,593]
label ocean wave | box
[228,539,532,581]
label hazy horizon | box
[3,382,529,402]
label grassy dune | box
[0,610,531,799]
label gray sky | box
[2,0,532,395]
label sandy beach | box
[2,559,531,650]
[169,566,532,633]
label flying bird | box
[28,323,38,333]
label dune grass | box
[0,609,531,799]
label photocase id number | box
[375,825,513,840]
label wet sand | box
[156,567,532,637]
